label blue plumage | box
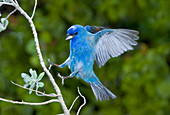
[57,25,139,101]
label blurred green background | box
[0,0,170,115]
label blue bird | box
[54,25,139,101]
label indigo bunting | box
[55,25,139,101]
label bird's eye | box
[74,32,78,35]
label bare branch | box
[0,97,59,105]
[77,87,86,115]
[14,0,19,5]
[11,81,59,97]
[31,0,37,19]
[4,8,17,20]
[9,1,70,114]
[0,2,14,6]
[69,96,79,111]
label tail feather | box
[89,81,116,101]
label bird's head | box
[66,25,85,40]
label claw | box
[57,73,71,86]
[48,59,61,70]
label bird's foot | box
[57,73,70,86]
[63,76,71,79]
[48,59,61,70]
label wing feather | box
[116,32,138,45]
[86,26,139,68]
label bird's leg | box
[48,57,71,70]
[48,59,61,70]
[68,71,78,78]
[60,71,78,80]
[59,57,71,68]
[57,71,78,85]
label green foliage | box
[0,18,8,32]
[0,0,170,115]
[21,69,44,94]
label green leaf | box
[23,78,32,83]
[32,70,37,79]
[29,68,37,79]
[23,83,29,88]
[37,72,45,81]
[29,80,35,85]
[29,68,33,75]
[21,73,30,78]
[38,82,44,87]
[0,18,9,32]
[21,73,32,83]
[29,82,35,94]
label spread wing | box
[85,26,139,68]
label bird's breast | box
[70,39,91,55]
[69,40,95,73]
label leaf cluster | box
[21,69,44,94]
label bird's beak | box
[66,35,73,40]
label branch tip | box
[57,73,65,86]
[0,97,59,105]
[11,81,59,97]
[77,87,86,115]
[31,0,37,19]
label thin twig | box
[0,97,59,105]
[11,81,59,97]
[35,81,47,97]
[57,73,65,86]
[4,9,17,20]
[14,0,19,5]
[77,87,86,115]
[0,2,14,6]
[69,96,79,111]
[31,0,37,19]
[35,82,46,97]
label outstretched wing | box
[86,26,139,68]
